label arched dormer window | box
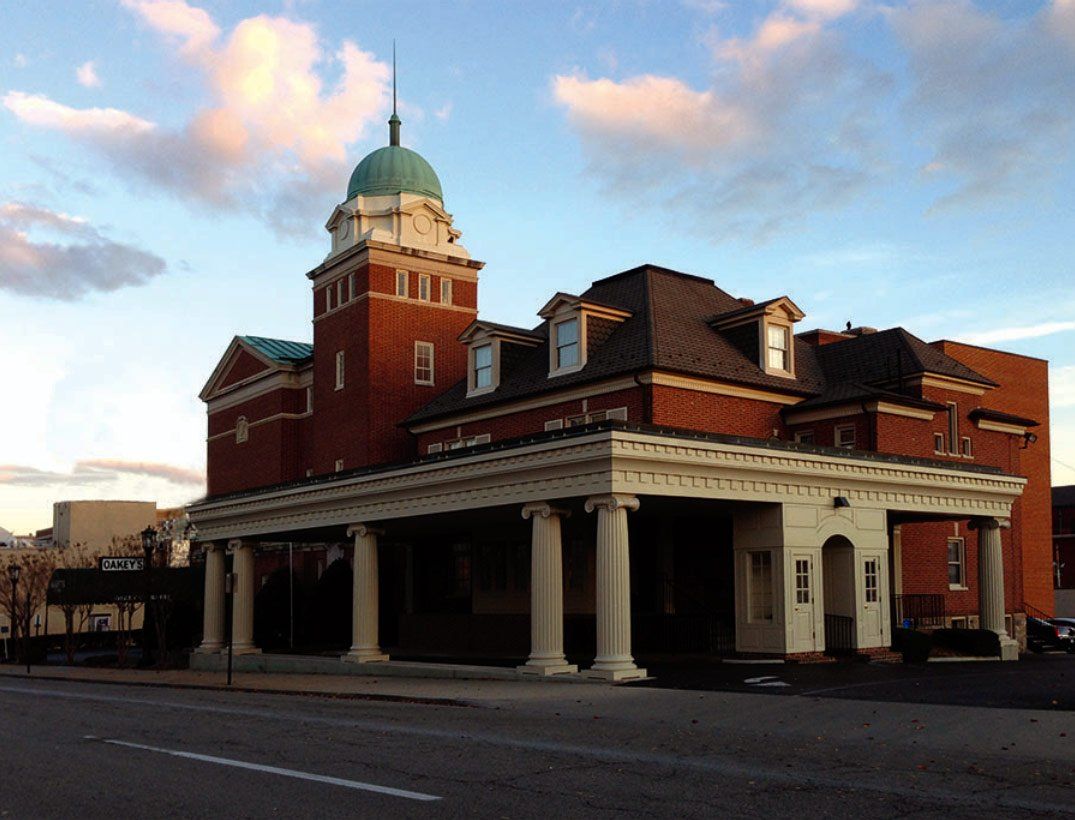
[236,416,249,443]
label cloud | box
[75,460,205,485]
[5,1,391,235]
[0,460,204,488]
[76,60,101,88]
[960,321,1075,346]
[14,53,28,68]
[554,1,885,241]
[0,201,166,299]
[435,102,453,122]
[888,0,1075,209]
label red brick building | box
[1055,486,1075,616]
[189,115,1051,676]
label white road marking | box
[743,675,778,684]
[83,735,440,802]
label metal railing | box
[893,594,946,629]
[824,613,855,652]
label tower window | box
[335,350,345,390]
[473,343,493,389]
[306,386,313,413]
[934,432,945,453]
[326,286,334,312]
[235,416,249,443]
[415,341,434,385]
[396,270,409,298]
[348,273,356,301]
[418,273,431,302]
[947,403,958,454]
[554,318,580,370]
[336,278,344,305]
[441,278,453,306]
[961,436,973,458]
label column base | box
[230,645,261,656]
[342,650,390,664]
[193,643,223,655]
[999,637,1019,661]
[583,663,647,682]
[517,661,578,677]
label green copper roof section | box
[241,335,313,365]
[346,145,443,201]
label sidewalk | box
[0,664,592,707]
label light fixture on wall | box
[833,496,851,509]
[1022,431,1038,449]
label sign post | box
[224,572,236,687]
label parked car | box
[1027,616,1074,652]
[1049,618,1075,652]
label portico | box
[188,423,1026,678]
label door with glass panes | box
[790,553,816,651]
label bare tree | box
[0,549,58,661]
[109,535,143,668]
[53,543,96,665]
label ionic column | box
[195,543,224,654]
[518,503,577,677]
[970,517,1018,661]
[343,524,389,663]
[583,494,646,681]
[230,540,260,655]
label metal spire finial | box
[389,40,400,146]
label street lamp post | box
[141,526,156,667]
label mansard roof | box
[406,263,995,426]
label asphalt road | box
[635,652,1075,710]
[1,675,1074,818]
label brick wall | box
[649,385,787,439]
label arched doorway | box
[822,535,856,652]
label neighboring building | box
[188,110,1051,675]
[1055,485,1075,616]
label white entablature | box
[325,193,470,261]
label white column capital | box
[521,502,570,521]
[347,523,384,539]
[968,517,1011,531]
[201,541,223,554]
[226,538,255,553]
[584,494,640,514]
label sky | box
[1,0,1073,533]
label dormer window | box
[767,324,790,372]
[554,318,580,369]
[473,343,493,390]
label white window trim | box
[933,432,946,454]
[947,536,967,589]
[548,313,586,377]
[348,273,356,301]
[440,278,453,306]
[418,273,431,302]
[834,423,856,449]
[335,350,345,391]
[747,550,774,624]
[794,429,815,445]
[334,459,344,473]
[306,387,313,413]
[946,402,959,455]
[961,436,974,459]
[467,340,498,397]
[235,416,249,443]
[762,319,794,377]
[396,270,409,298]
[414,341,435,386]
[326,286,334,312]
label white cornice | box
[641,372,803,405]
[208,411,312,442]
[976,418,1028,436]
[207,369,312,414]
[784,400,938,425]
[188,428,1024,542]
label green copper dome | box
[346,143,443,202]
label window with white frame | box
[766,324,790,372]
[794,429,815,445]
[473,343,493,389]
[835,424,856,449]
[306,386,313,413]
[418,273,431,302]
[934,432,945,454]
[554,318,580,370]
[864,558,879,602]
[794,559,811,604]
[334,459,344,472]
[396,270,409,297]
[961,436,973,458]
[414,341,434,385]
[947,402,958,454]
[444,433,490,450]
[565,407,628,427]
[947,537,966,587]
[440,278,453,305]
[335,350,345,390]
[326,286,334,312]
[348,273,356,300]
[749,551,773,622]
[336,278,344,305]
[235,416,249,443]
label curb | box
[0,670,475,708]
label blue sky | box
[1,0,1073,532]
